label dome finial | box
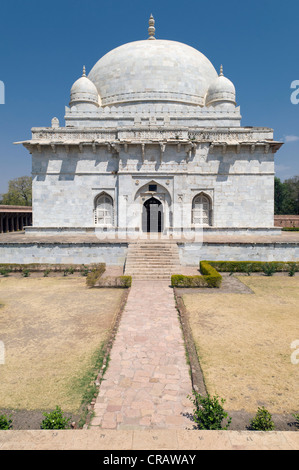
[82,65,86,77]
[148,14,156,40]
[219,64,224,76]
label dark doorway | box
[142,197,163,232]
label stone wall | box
[274,215,299,228]
[0,242,128,266]
[178,242,299,265]
[0,240,297,266]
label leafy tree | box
[274,177,284,214]
[1,176,32,206]
[284,175,299,214]
[274,175,299,215]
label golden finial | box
[219,65,224,76]
[148,14,156,40]
[82,65,86,77]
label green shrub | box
[43,269,51,277]
[96,275,132,288]
[188,390,232,430]
[0,413,12,430]
[200,261,222,288]
[206,260,299,273]
[119,276,132,288]
[171,274,208,288]
[242,264,253,275]
[22,269,30,277]
[288,264,297,277]
[171,262,222,288]
[80,265,89,277]
[282,227,299,231]
[0,268,10,277]
[292,413,299,428]
[206,261,263,273]
[249,406,275,431]
[262,263,277,276]
[40,406,71,430]
[86,264,106,287]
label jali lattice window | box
[192,194,211,226]
[94,194,114,226]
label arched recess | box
[192,192,212,226]
[134,180,172,232]
[142,197,163,233]
[94,192,114,226]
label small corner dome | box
[206,66,236,107]
[70,66,99,107]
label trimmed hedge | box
[86,264,106,287]
[171,275,208,288]
[171,259,299,288]
[95,275,132,288]
[205,260,299,273]
[200,261,223,288]
[282,227,299,231]
[0,263,100,273]
[171,261,222,288]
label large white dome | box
[88,39,218,107]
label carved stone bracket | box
[160,143,166,163]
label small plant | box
[188,390,232,430]
[249,406,275,431]
[81,265,89,277]
[40,406,71,430]
[292,413,299,428]
[288,264,297,277]
[22,269,30,277]
[43,269,51,277]
[0,268,9,277]
[68,267,75,275]
[242,264,253,276]
[0,413,12,430]
[63,269,69,276]
[119,275,132,288]
[262,263,276,277]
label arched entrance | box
[142,197,163,233]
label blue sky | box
[0,0,298,194]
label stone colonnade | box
[0,206,32,233]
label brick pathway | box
[90,281,194,430]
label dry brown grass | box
[183,276,299,413]
[0,276,125,412]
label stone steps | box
[124,241,181,280]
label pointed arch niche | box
[134,180,172,233]
[192,192,212,226]
[94,192,114,226]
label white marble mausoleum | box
[17,16,283,239]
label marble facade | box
[16,17,283,238]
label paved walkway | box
[90,280,194,430]
[0,429,298,450]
